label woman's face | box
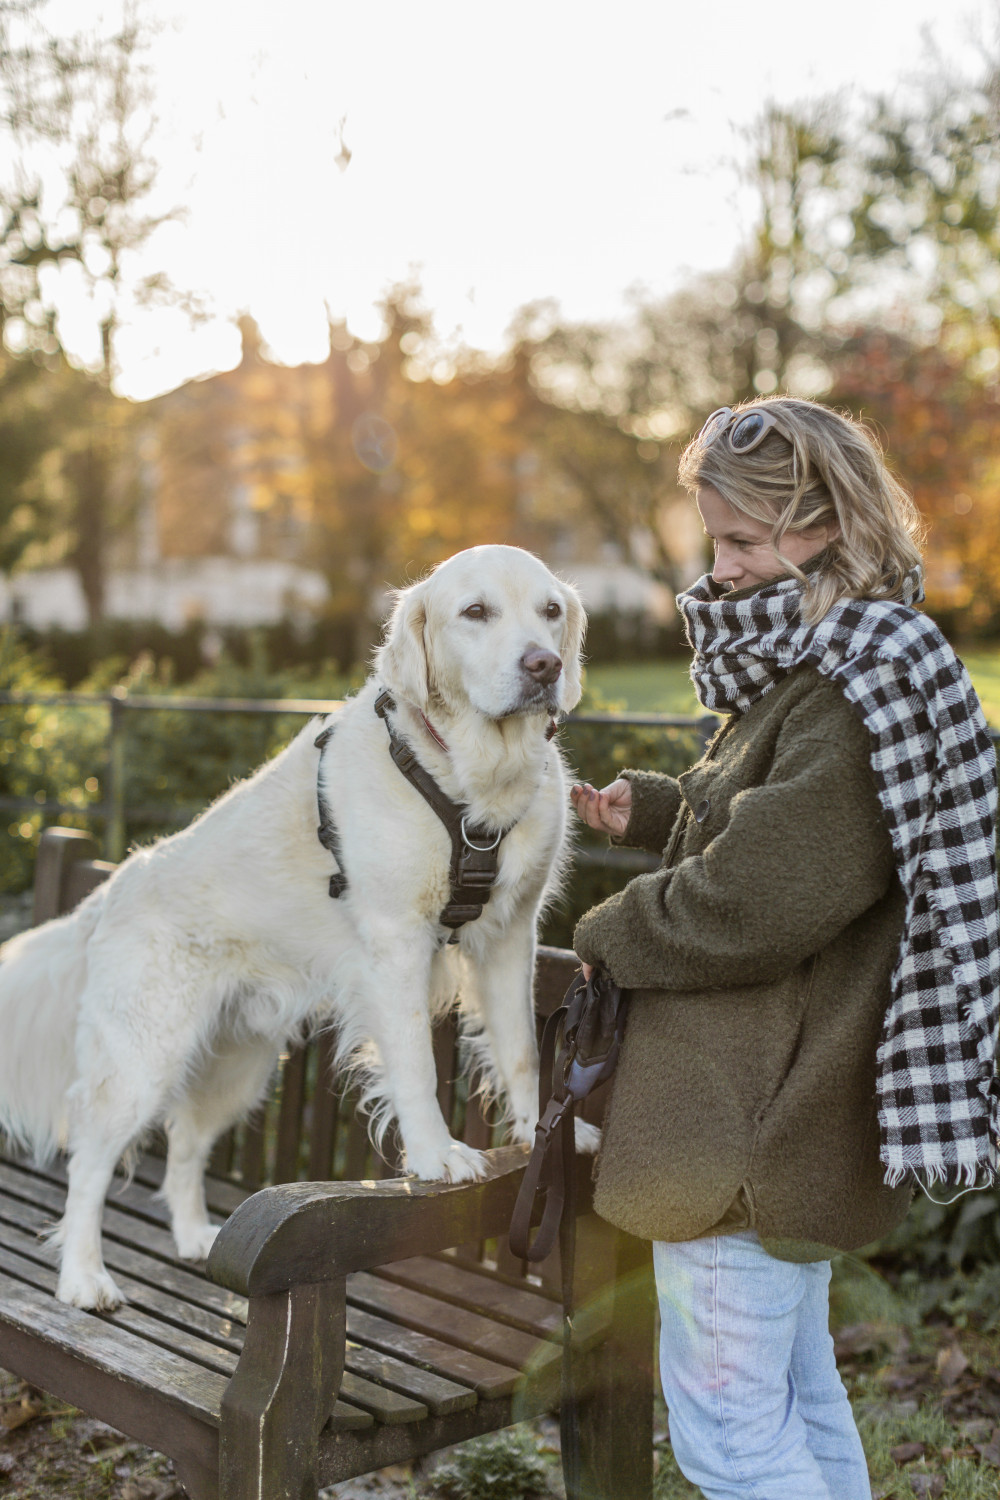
[696,485,836,591]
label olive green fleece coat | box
[573,666,913,1260]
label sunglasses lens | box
[731,412,767,451]
[700,408,731,442]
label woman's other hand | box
[570,777,632,837]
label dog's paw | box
[404,1138,488,1183]
[574,1119,602,1155]
[508,1115,537,1147]
[174,1223,220,1262]
[57,1266,125,1311]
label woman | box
[570,397,999,1500]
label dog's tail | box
[0,907,90,1161]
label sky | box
[30,0,1000,399]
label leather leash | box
[509,967,628,1500]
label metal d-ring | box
[460,815,502,852]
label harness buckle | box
[374,688,397,720]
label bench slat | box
[345,1305,521,1399]
[308,1032,341,1180]
[344,1343,475,1417]
[347,1271,559,1375]
[0,1241,239,1377]
[0,1190,247,1324]
[0,1215,244,1352]
[0,1162,249,1322]
[376,1255,562,1338]
[0,1265,228,1426]
[273,1046,308,1184]
[339,1371,427,1426]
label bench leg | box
[220,1280,346,1500]
[577,1231,655,1500]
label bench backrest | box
[32,827,591,1282]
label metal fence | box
[8,688,998,879]
[0,690,721,865]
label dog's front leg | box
[463,920,602,1155]
[461,919,540,1147]
[355,930,487,1183]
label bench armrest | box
[207,1143,583,1297]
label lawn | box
[585,649,1000,727]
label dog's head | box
[375,545,586,722]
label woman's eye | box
[461,603,487,620]
[545,601,562,619]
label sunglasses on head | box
[698,406,793,454]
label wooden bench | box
[0,827,655,1499]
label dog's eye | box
[544,601,562,619]
[461,603,487,620]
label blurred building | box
[1,318,694,642]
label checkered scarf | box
[677,569,1000,1188]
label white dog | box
[0,545,591,1311]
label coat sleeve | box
[612,769,684,855]
[573,699,897,991]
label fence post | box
[105,692,128,861]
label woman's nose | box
[712,549,740,583]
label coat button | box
[694,799,710,824]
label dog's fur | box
[0,545,590,1310]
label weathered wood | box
[236,1105,268,1190]
[433,1013,458,1129]
[307,1032,341,1180]
[208,1143,597,1297]
[0,1265,228,1428]
[375,1255,561,1338]
[347,1271,558,1376]
[343,1343,475,1416]
[0,1289,221,1500]
[0,1239,238,1375]
[220,1279,347,1500]
[339,1370,427,1425]
[0,1167,250,1324]
[345,1305,523,1399]
[342,1096,371,1181]
[64,856,116,910]
[273,1045,308,1183]
[31,827,101,926]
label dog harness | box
[315,689,516,940]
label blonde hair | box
[677,396,925,623]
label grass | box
[584,652,1000,727]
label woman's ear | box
[558,582,586,711]
[374,582,431,711]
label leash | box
[315,689,519,936]
[508,967,628,1500]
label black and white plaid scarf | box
[677,569,1000,1188]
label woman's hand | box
[570,777,632,838]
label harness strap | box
[315,691,515,935]
[373,688,511,931]
[315,721,348,897]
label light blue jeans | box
[654,1232,871,1500]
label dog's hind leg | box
[162,1035,279,1261]
[55,1100,144,1311]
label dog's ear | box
[558,581,586,711]
[375,582,431,711]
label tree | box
[830,330,1000,634]
[0,0,178,622]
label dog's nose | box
[521,649,562,687]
